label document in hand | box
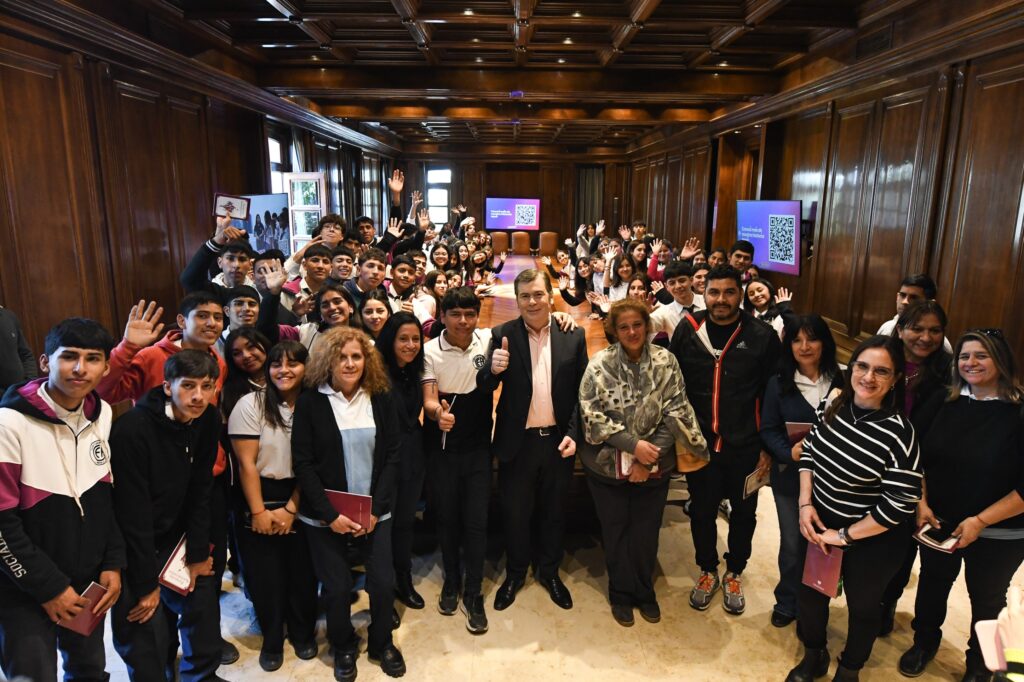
[615,450,660,480]
[325,489,374,528]
[159,534,213,596]
[743,468,770,499]
[58,581,107,636]
[786,421,814,445]
[914,521,959,553]
[802,544,844,598]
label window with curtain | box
[575,166,604,226]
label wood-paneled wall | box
[0,29,391,353]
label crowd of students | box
[0,170,1022,682]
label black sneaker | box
[460,593,489,634]
[438,581,459,616]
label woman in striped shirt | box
[785,335,922,682]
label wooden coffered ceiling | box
[119,0,896,148]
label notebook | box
[802,544,844,598]
[57,582,107,636]
[324,489,374,528]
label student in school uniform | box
[0,318,125,682]
[109,351,224,682]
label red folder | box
[325,489,374,528]
[58,581,107,636]
[786,422,814,445]
[159,535,215,596]
[802,544,844,598]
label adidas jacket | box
[0,379,125,603]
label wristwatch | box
[838,526,854,546]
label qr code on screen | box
[514,204,537,227]
[768,214,796,265]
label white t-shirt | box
[227,392,295,480]
[422,328,492,395]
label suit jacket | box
[477,317,589,463]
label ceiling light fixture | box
[557,58,566,64]
[718,61,729,66]
[572,11,582,18]
[475,57,483,62]
[464,8,474,15]
[472,37,480,42]
[563,37,573,44]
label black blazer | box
[477,317,589,463]
[291,387,400,523]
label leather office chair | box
[538,231,559,257]
[490,230,509,255]
[511,231,531,255]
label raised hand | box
[553,311,578,332]
[387,217,403,238]
[410,189,422,206]
[651,238,664,256]
[417,208,431,230]
[485,271,496,284]
[540,256,552,266]
[438,399,455,431]
[388,169,405,195]
[213,211,233,245]
[651,280,664,294]
[596,219,606,235]
[291,294,314,318]
[456,204,467,213]
[558,274,570,290]
[618,225,632,241]
[491,336,510,375]
[680,236,701,260]
[775,287,793,304]
[263,259,287,295]
[123,300,165,348]
[499,251,508,262]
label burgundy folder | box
[802,544,844,598]
[786,422,814,445]
[58,582,107,636]
[325,489,374,528]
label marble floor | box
[53,480,1018,682]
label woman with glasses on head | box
[879,300,954,636]
[759,315,842,630]
[786,335,922,682]
[897,328,1024,682]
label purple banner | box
[736,200,802,276]
[484,197,541,231]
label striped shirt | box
[798,403,922,527]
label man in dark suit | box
[477,268,589,611]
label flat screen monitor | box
[736,199,802,276]
[484,197,541,231]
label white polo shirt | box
[649,294,706,339]
[422,328,492,395]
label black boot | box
[832,664,859,682]
[785,647,830,682]
[394,572,424,609]
[879,601,897,636]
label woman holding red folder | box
[759,314,841,629]
[787,336,922,682]
[290,327,406,681]
[898,329,1024,682]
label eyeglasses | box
[968,327,1004,340]
[517,292,550,303]
[850,361,895,379]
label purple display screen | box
[736,200,802,276]
[484,198,541,231]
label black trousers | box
[112,576,222,682]
[797,523,911,671]
[305,519,394,655]
[0,591,108,682]
[392,465,426,575]
[912,536,1024,668]
[235,517,318,653]
[686,447,760,574]
[499,430,575,581]
[587,474,670,606]
[772,488,806,619]
[881,536,918,609]
[427,447,491,596]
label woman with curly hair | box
[291,327,406,680]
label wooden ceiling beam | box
[262,0,354,63]
[389,0,440,65]
[511,0,538,66]
[321,103,710,124]
[601,0,663,67]
[688,0,792,68]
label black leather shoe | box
[833,664,859,681]
[493,576,525,611]
[438,581,459,616]
[611,604,634,627]
[220,640,240,665]
[960,666,992,682]
[259,651,283,672]
[292,639,318,660]
[369,644,407,678]
[537,575,573,610]
[394,572,424,610]
[879,601,897,636]
[638,602,661,623]
[784,647,830,682]
[772,610,796,628]
[333,650,357,682]
[898,645,936,677]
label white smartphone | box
[976,619,1006,671]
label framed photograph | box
[213,193,251,221]
[234,193,289,255]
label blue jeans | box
[772,489,805,618]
